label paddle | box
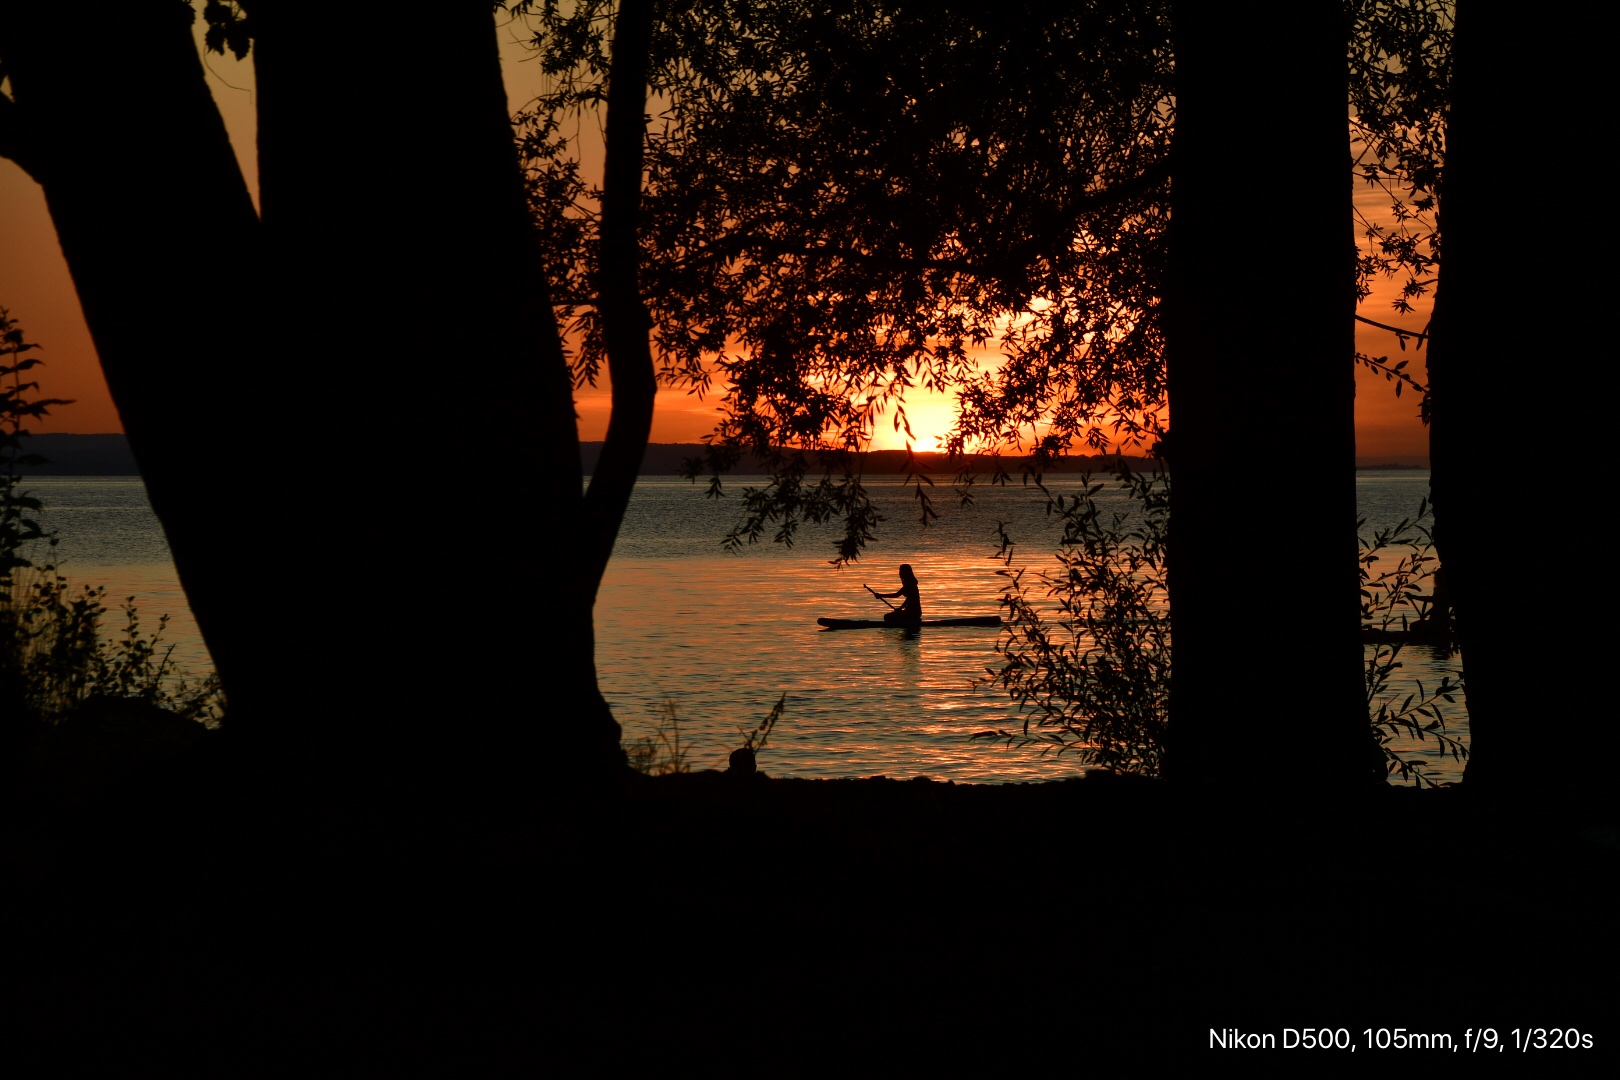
[863,583,898,611]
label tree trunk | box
[1165,3,1373,791]
[0,3,276,710]
[1,6,629,786]
[247,6,610,783]
[1430,6,1613,808]
[585,0,659,596]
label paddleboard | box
[817,616,1004,630]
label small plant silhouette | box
[625,700,690,776]
[727,693,787,776]
[3,307,223,730]
[738,693,786,755]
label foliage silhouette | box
[526,3,1454,554]
[6,573,223,727]
[623,693,786,777]
[1,5,667,778]
[2,309,221,732]
[1358,500,1466,787]
[738,692,787,755]
[525,3,1438,786]
[976,464,1169,775]
[1349,0,1450,321]
[977,464,1465,785]
[727,691,786,777]
[0,307,67,586]
[5,3,1478,790]
[1347,0,1450,422]
[522,0,1174,562]
[625,700,690,777]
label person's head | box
[898,563,916,585]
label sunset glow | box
[866,391,959,453]
[0,12,1433,465]
[10,2,1610,1035]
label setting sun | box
[866,387,961,452]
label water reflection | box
[25,473,1464,784]
[599,474,1466,784]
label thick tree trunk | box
[1165,3,1373,791]
[246,5,624,781]
[2,6,628,784]
[1430,7,1613,808]
[0,3,277,707]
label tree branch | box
[1355,313,1429,344]
[582,0,657,597]
[669,160,1170,279]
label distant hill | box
[590,444,1430,474]
[17,435,1426,477]
[581,442,1159,475]
[15,434,140,475]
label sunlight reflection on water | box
[24,470,1464,784]
[602,470,1464,783]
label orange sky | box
[0,10,1430,461]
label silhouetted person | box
[875,564,922,625]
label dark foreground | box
[7,729,1618,1058]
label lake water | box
[22,469,1462,784]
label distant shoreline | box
[590,443,1163,476]
[16,434,1428,476]
[591,443,1430,474]
[15,434,140,475]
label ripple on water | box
[22,473,1464,783]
